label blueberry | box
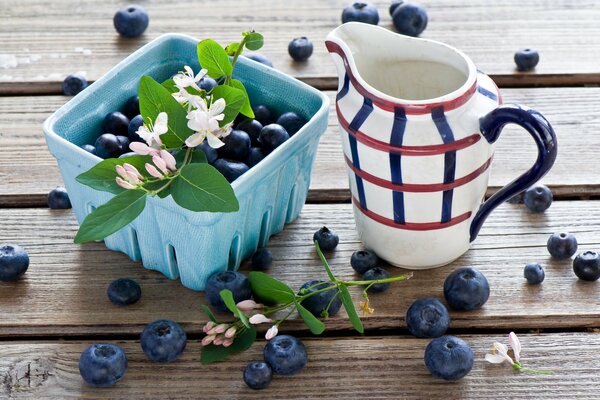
[205,271,252,312]
[514,48,540,71]
[263,335,307,376]
[199,76,218,92]
[424,336,474,381]
[116,135,130,154]
[107,278,142,306]
[113,5,149,38]
[62,73,88,96]
[80,144,97,155]
[313,226,339,251]
[523,184,552,213]
[389,0,404,16]
[547,232,578,260]
[48,186,72,209]
[197,141,219,164]
[140,320,187,363]
[236,119,263,146]
[79,343,128,387]
[213,159,250,183]
[128,114,145,142]
[288,37,314,62]
[299,280,342,318]
[95,133,124,159]
[244,52,274,68]
[251,248,273,271]
[102,111,130,136]
[350,250,378,274]
[362,267,391,293]
[341,2,380,25]
[244,361,272,390]
[406,297,450,338]
[524,263,545,285]
[252,105,276,126]
[245,147,268,168]
[573,251,600,281]
[0,244,29,281]
[218,130,251,161]
[392,2,428,37]
[276,112,307,136]
[443,267,490,311]
[122,95,140,119]
[259,124,290,152]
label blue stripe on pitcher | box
[348,97,374,209]
[389,107,407,224]
[432,106,456,224]
[477,86,498,101]
[337,73,350,101]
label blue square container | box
[43,34,330,291]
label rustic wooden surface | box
[3,87,600,206]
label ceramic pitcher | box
[326,22,557,269]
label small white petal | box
[265,325,278,340]
[508,332,522,362]
[185,132,204,148]
[154,112,169,135]
[485,353,510,364]
[206,132,225,149]
[210,98,226,116]
[249,314,272,325]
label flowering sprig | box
[200,241,412,364]
[485,332,553,374]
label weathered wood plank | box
[1,201,600,337]
[1,87,599,206]
[1,0,600,93]
[1,333,598,399]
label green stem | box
[226,36,248,85]
[275,306,297,326]
[342,273,413,287]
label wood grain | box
[2,87,600,206]
[1,201,600,337]
[2,0,600,93]
[1,333,599,399]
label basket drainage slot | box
[166,244,179,278]
[129,229,141,260]
[286,184,298,223]
[228,234,241,271]
[258,209,271,247]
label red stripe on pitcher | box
[352,196,472,231]
[326,40,477,115]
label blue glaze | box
[477,86,498,101]
[389,108,407,224]
[432,107,456,224]
[348,98,373,209]
[470,104,557,242]
[337,73,350,101]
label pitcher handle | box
[469,103,558,242]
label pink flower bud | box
[222,339,233,348]
[160,150,177,171]
[129,141,153,155]
[123,163,143,179]
[125,171,140,185]
[213,336,224,346]
[236,299,259,312]
[213,324,228,334]
[249,314,272,325]
[201,334,216,346]
[225,327,237,339]
[116,177,136,190]
[202,321,216,333]
[152,155,169,174]
[265,325,278,340]
[145,163,164,179]
[115,165,128,180]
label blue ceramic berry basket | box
[43,33,329,291]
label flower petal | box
[485,353,510,364]
[206,132,225,149]
[154,112,169,135]
[210,98,226,116]
[508,332,522,362]
[249,314,272,325]
[265,325,278,340]
[185,132,204,148]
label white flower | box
[249,314,272,325]
[508,332,521,362]
[136,112,168,149]
[185,98,231,149]
[265,325,278,340]
[173,66,207,92]
[173,87,207,111]
[485,342,514,365]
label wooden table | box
[2,1,600,398]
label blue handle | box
[469,103,557,242]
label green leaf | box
[74,190,147,243]
[201,327,256,364]
[174,148,207,168]
[230,79,254,118]
[76,156,151,194]
[211,85,245,126]
[171,164,239,212]
[295,302,326,334]
[138,76,193,148]
[219,289,250,329]
[202,304,218,323]
[161,78,178,93]
[248,272,295,304]
[244,32,264,51]
[338,285,364,334]
[314,240,337,282]
[197,39,233,79]
[225,42,240,56]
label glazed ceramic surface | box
[327,23,557,269]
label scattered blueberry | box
[362,267,391,293]
[424,336,474,381]
[140,319,187,363]
[252,105,276,126]
[79,343,128,387]
[244,361,273,390]
[62,73,88,96]
[113,5,149,38]
[251,247,273,271]
[0,244,29,281]
[573,251,600,281]
[259,124,290,152]
[213,159,250,183]
[313,226,339,251]
[218,130,251,161]
[128,114,145,142]
[245,147,268,168]
[392,2,428,37]
[523,184,552,213]
[236,119,263,146]
[288,37,314,62]
[107,278,142,306]
[524,263,545,285]
[547,232,578,260]
[199,76,218,92]
[443,267,490,311]
[244,52,274,68]
[514,48,540,71]
[389,0,404,15]
[95,133,125,159]
[350,250,378,274]
[276,112,306,136]
[48,186,72,209]
[299,280,342,318]
[406,297,450,338]
[263,335,308,376]
[102,111,130,136]
[116,135,130,153]
[205,271,252,312]
[197,141,219,164]
[80,144,97,155]
[341,2,380,25]
[122,95,140,119]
